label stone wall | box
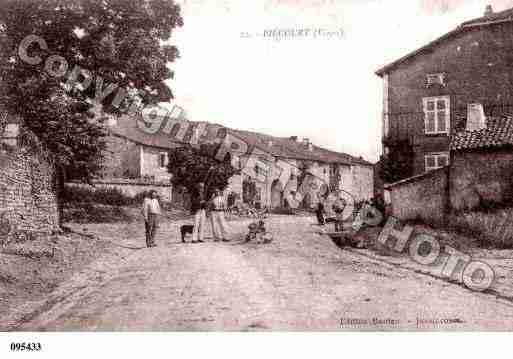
[68,179,173,202]
[450,149,513,211]
[0,148,59,243]
[386,167,448,222]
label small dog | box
[180,225,194,243]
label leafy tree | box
[379,140,414,183]
[242,178,258,205]
[168,143,239,200]
[0,0,183,224]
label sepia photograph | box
[2,0,513,355]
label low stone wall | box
[385,167,448,222]
[67,179,173,202]
[0,148,59,243]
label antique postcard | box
[2,0,513,349]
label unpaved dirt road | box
[4,216,513,331]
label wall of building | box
[0,148,59,243]
[387,167,448,222]
[140,146,174,182]
[102,135,141,179]
[346,165,375,202]
[450,149,513,211]
[225,173,243,201]
[385,22,513,174]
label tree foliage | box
[0,0,183,182]
[242,178,258,205]
[168,144,239,199]
[379,141,414,183]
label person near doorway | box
[209,189,230,242]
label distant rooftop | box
[109,113,373,166]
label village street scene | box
[4,0,513,334]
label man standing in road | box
[142,190,161,248]
[191,182,207,243]
[209,188,230,242]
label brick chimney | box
[484,4,493,16]
[466,103,487,131]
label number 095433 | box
[10,342,42,351]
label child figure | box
[332,198,347,232]
[245,220,272,243]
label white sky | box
[164,0,513,162]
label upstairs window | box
[423,96,450,135]
[425,152,449,172]
[426,73,446,87]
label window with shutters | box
[423,96,450,135]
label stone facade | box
[140,145,174,182]
[102,134,178,181]
[100,134,177,201]
[339,164,374,203]
[102,135,141,179]
[0,147,59,243]
[450,148,513,211]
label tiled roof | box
[450,116,513,151]
[229,129,372,166]
[109,113,373,166]
[108,114,183,150]
[376,7,513,76]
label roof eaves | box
[384,167,447,189]
[375,14,513,77]
[375,27,462,77]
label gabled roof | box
[108,114,183,150]
[450,116,513,151]
[376,7,513,76]
[228,128,372,166]
[108,114,373,166]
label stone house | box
[103,114,374,209]
[384,114,513,221]
[93,116,182,202]
[376,5,513,178]
[0,111,59,242]
[224,129,374,209]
